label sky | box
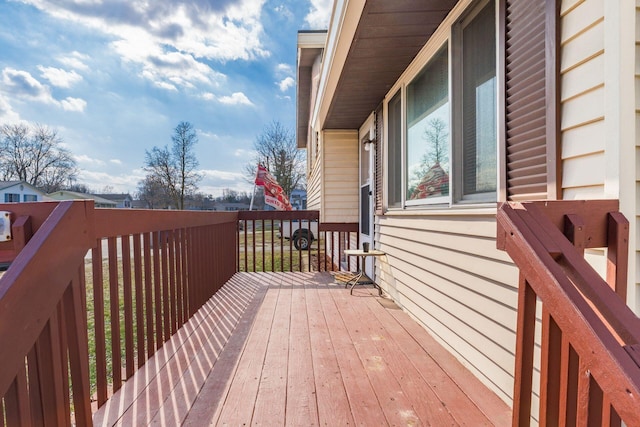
[0,0,332,197]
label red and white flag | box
[254,164,293,211]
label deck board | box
[93,272,511,426]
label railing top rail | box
[94,208,239,238]
[238,210,319,221]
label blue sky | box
[0,0,331,197]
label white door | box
[359,122,375,278]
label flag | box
[254,164,293,210]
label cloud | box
[60,97,87,112]
[2,67,50,100]
[57,51,91,71]
[199,168,252,196]
[0,95,22,124]
[277,76,294,92]
[276,63,293,75]
[38,66,83,88]
[234,148,255,158]
[201,169,245,181]
[78,168,146,193]
[305,0,332,29]
[219,92,253,106]
[273,4,294,21]
[20,0,270,92]
[75,154,105,166]
[1,67,87,112]
[109,159,122,165]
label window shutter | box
[374,104,384,213]
[501,0,560,201]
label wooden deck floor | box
[93,272,510,426]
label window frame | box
[383,0,498,211]
[4,193,20,203]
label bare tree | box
[245,121,305,200]
[0,123,78,193]
[411,118,449,183]
[143,121,201,209]
[136,175,171,209]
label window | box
[385,0,496,209]
[455,0,497,200]
[406,47,449,203]
[23,194,38,202]
[4,193,20,202]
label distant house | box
[47,190,117,208]
[0,181,47,203]
[93,193,133,208]
[289,188,307,210]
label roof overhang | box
[316,0,458,131]
[296,30,328,148]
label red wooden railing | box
[88,207,237,406]
[237,210,359,273]
[0,201,238,425]
[0,203,359,425]
[497,200,640,426]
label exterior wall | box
[560,0,639,312]
[322,130,359,222]
[560,0,606,200]
[306,137,323,212]
[375,211,519,404]
[635,0,640,313]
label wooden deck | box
[93,272,510,426]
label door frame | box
[359,115,376,278]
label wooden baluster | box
[108,236,123,392]
[92,241,108,407]
[133,234,145,368]
[122,235,135,378]
[512,274,537,427]
[64,272,92,426]
[539,310,562,426]
[5,368,31,427]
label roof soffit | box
[323,0,458,130]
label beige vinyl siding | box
[375,213,519,404]
[307,145,323,211]
[560,0,606,199]
[628,0,640,315]
[322,130,359,222]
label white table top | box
[344,249,385,256]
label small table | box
[343,249,385,295]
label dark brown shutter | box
[374,104,384,213]
[501,0,560,201]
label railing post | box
[607,212,629,301]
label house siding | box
[634,0,640,311]
[375,212,519,403]
[307,146,323,212]
[560,0,606,199]
[560,0,639,311]
[322,130,359,222]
